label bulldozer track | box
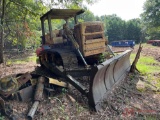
[54,48,78,70]
[40,47,78,71]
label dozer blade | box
[89,50,132,111]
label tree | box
[104,14,126,42]
[0,0,5,63]
[80,10,95,22]
[43,0,97,9]
[141,0,160,40]
[100,15,142,43]
[0,0,48,63]
[0,0,99,64]
[126,19,142,43]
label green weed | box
[0,114,4,120]
[130,54,160,75]
[75,102,85,114]
[144,115,158,120]
[6,55,37,65]
[131,53,160,91]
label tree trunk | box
[130,43,143,73]
[0,0,5,63]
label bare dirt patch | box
[112,44,160,62]
[0,62,36,78]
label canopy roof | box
[40,9,85,20]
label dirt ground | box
[112,43,160,62]
[0,44,160,120]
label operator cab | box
[40,9,84,46]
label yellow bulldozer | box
[0,9,132,112]
[35,9,132,111]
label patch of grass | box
[135,43,158,49]
[6,55,37,65]
[144,115,158,120]
[0,114,4,120]
[155,77,160,90]
[143,43,159,48]
[130,54,160,75]
[131,53,160,91]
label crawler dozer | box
[36,9,132,111]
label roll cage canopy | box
[40,9,85,20]
[40,9,85,44]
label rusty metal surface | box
[27,101,39,120]
[40,48,78,70]
[17,73,32,87]
[34,76,45,101]
[27,77,45,119]
[42,60,89,96]
[0,73,31,97]
[114,50,131,82]
[89,50,132,111]
[0,76,18,97]
[15,85,35,102]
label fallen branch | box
[130,43,143,73]
[66,94,76,103]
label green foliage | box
[2,0,47,50]
[75,102,85,114]
[130,54,160,75]
[141,0,160,40]
[79,9,96,22]
[101,15,142,43]
[6,55,37,65]
[99,52,110,63]
[126,19,142,43]
[61,88,68,94]
[145,116,158,120]
[0,114,4,120]
[131,52,160,92]
[2,0,100,51]
[1,0,143,51]
[46,0,98,8]
[105,14,126,41]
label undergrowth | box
[131,53,160,91]
[0,114,4,120]
[130,53,160,75]
[6,55,37,65]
